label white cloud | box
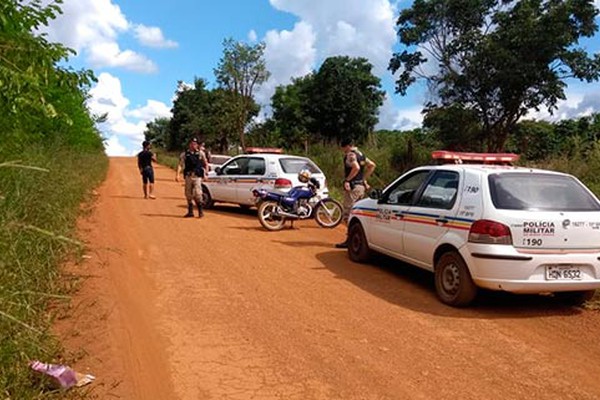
[257,21,317,105]
[134,24,178,48]
[88,73,172,156]
[377,96,423,131]
[525,87,600,122]
[104,135,133,156]
[269,0,397,74]
[248,29,258,43]
[40,0,174,73]
[88,42,157,73]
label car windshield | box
[489,173,600,211]
[279,157,322,174]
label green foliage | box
[144,117,170,149]
[214,38,269,150]
[390,0,600,151]
[0,1,107,397]
[166,80,258,153]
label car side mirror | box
[369,188,382,200]
[215,167,222,175]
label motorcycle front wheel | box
[314,198,343,228]
[257,200,286,231]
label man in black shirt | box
[137,140,157,199]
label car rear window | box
[279,157,322,174]
[489,173,600,211]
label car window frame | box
[379,169,433,206]
[413,170,460,210]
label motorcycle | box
[251,177,343,231]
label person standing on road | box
[176,137,208,218]
[336,137,376,248]
[137,140,157,199]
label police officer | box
[176,137,208,218]
[336,137,376,248]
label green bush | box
[0,139,107,398]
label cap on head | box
[340,137,353,147]
[190,137,199,143]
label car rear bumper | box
[461,244,600,293]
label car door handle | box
[435,218,449,224]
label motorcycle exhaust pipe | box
[274,210,300,219]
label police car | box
[347,151,600,307]
[201,148,328,208]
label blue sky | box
[41,0,600,156]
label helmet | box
[298,169,311,183]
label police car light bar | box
[245,147,284,154]
[431,150,519,164]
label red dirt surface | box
[57,157,600,399]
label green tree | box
[311,56,385,144]
[389,0,600,151]
[214,38,269,150]
[270,75,315,148]
[144,117,170,148]
[167,79,211,150]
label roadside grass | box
[0,142,107,399]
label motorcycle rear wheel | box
[258,200,286,231]
[315,198,343,228]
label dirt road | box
[58,157,600,400]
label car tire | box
[201,185,214,209]
[348,222,371,263]
[434,251,478,307]
[554,289,596,306]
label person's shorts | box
[141,166,154,184]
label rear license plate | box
[545,265,582,280]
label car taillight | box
[468,219,512,245]
[274,178,292,189]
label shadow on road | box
[140,213,184,218]
[315,250,582,319]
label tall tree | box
[167,79,211,150]
[310,56,385,144]
[144,117,170,148]
[214,38,269,150]
[271,75,315,148]
[389,0,600,151]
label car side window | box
[246,157,266,175]
[222,157,248,175]
[414,171,460,209]
[382,170,431,205]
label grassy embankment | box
[0,139,107,398]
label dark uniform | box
[342,148,367,222]
[179,148,207,217]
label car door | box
[234,156,267,205]
[370,169,432,255]
[402,170,461,269]
[212,156,249,203]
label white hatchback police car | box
[201,148,328,208]
[347,151,600,307]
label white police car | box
[347,151,600,307]
[201,148,328,208]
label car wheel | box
[201,185,214,209]
[257,200,286,231]
[554,290,596,306]
[348,222,371,263]
[434,251,477,307]
[315,199,343,228]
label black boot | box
[335,241,348,249]
[196,202,204,218]
[184,203,194,218]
